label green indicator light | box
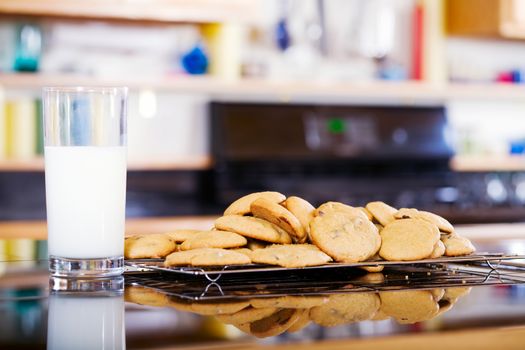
[327,118,345,134]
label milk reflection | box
[47,294,126,350]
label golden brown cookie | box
[179,230,247,251]
[431,288,445,302]
[224,191,286,216]
[215,215,292,244]
[359,265,385,273]
[249,308,304,338]
[395,208,454,233]
[310,210,381,263]
[250,244,332,268]
[164,248,251,267]
[429,240,446,258]
[443,287,472,302]
[365,201,397,226]
[124,286,170,308]
[370,309,390,321]
[250,295,328,309]
[247,239,269,250]
[286,309,311,333]
[216,307,278,324]
[379,290,439,324]
[379,218,440,261]
[170,299,250,316]
[251,197,306,243]
[309,293,380,326]
[355,272,385,284]
[125,234,176,259]
[282,196,315,235]
[314,201,369,220]
[358,207,374,221]
[442,234,476,256]
[231,248,253,259]
[164,229,200,243]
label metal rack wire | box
[124,253,525,301]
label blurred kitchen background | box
[1,0,525,223]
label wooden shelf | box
[3,155,525,173]
[0,156,212,172]
[0,0,261,24]
[2,73,525,104]
[451,155,525,172]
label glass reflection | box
[47,286,125,349]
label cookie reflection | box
[125,280,472,339]
[47,294,126,349]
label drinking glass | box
[43,86,127,277]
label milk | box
[47,295,126,350]
[45,146,126,259]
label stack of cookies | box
[125,283,472,336]
[124,191,475,268]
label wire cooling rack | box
[125,253,525,280]
[124,253,525,300]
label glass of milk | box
[43,87,127,277]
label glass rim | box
[42,86,128,94]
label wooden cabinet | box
[447,0,525,39]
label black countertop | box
[1,239,525,349]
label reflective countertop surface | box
[1,239,525,349]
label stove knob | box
[513,175,525,204]
[486,176,508,204]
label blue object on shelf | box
[13,24,42,72]
[511,69,523,83]
[181,45,208,75]
[276,18,290,51]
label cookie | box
[286,309,311,333]
[365,201,397,226]
[250,295,328,309]
[309,293,380,326]
[379,218,439,261]
[355,272,385,284]
[370,308,390,321]
[314,202,369,221]
[163,249,200,266]
[282,196,315,234]
[124,285,170,308]
[359,265,384,273]
[170,299,250,316]
[125,234,176,259]
[431,288,445,302]
[442,234,476,256]
[247,239,269,250]
[179,230,247,251]
[224,191,286,216]
[249,308,304,338]
[250,244,332,268]
[358,207,374,221]
[251,197,306,243]
[379,290,439,324]
[310,210,381,263]
[164,248,251,267]
[215,215,292,244]
[231,248,253,259]
[443,287,472,302]
[395,208,454,233]
[429,240,446,258]
[164,229,200,243]
[216,307,278,324]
